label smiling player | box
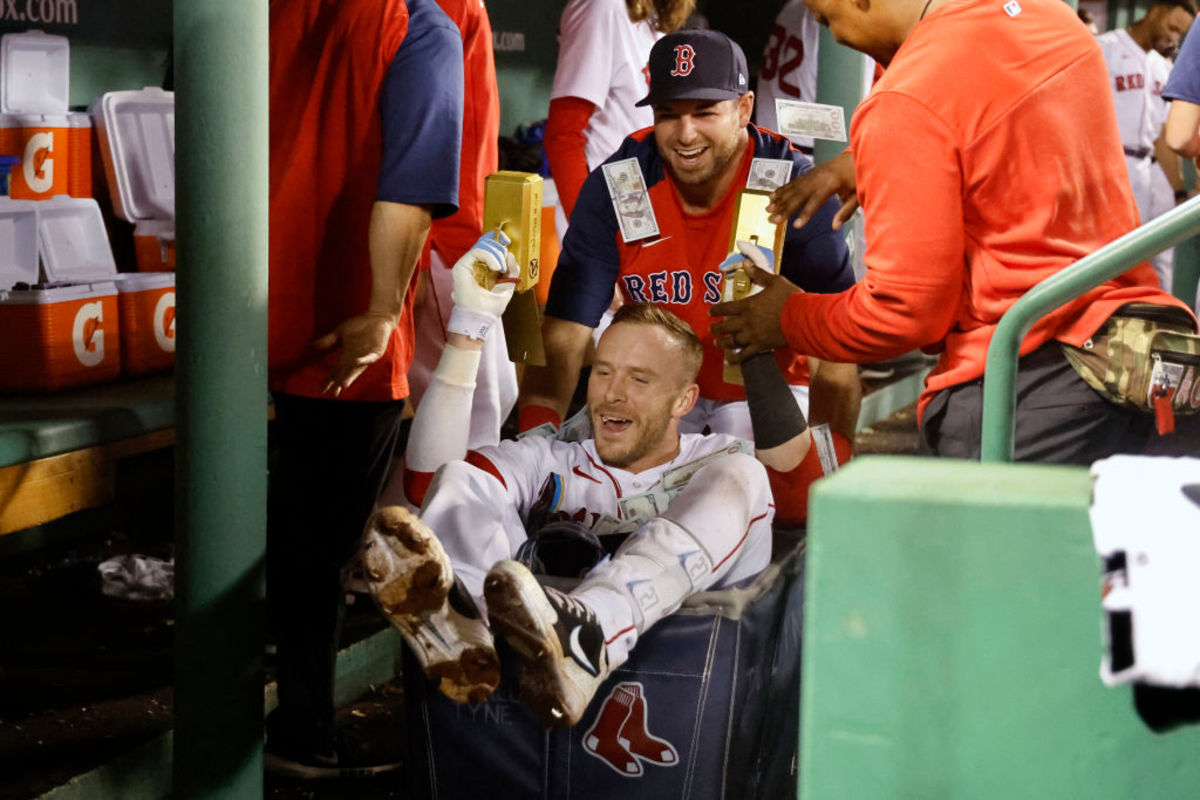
[364,239,830,727]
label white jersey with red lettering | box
[1097,28,1173,286]
[755,0,821,150]
[410,431,774,667]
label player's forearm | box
[806,359,861,443]
[517,315,593,423]
[1165,101,1200,160]
[368,200,433,319]
[545,97,597,219]
[404,341,483,481]
[742,352,810,472]
[1155,133,1185,193]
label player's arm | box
[713,94,964,364]
[1164,100,1200,160]
[314,15,465,395]
[1155,130,1187,196]
[545,97,598,219]
[385,234,519,508]
[807,358,861,444]
[741,351,837,527]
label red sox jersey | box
[755,0,821,150]
[546,125,854,402]
[1097,28,1171,154]
[457,432,769,552]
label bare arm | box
[1164,100,1200,159]
[806,358,861,443]
[516,315,595,422]
[314,200,432,395]
[1155,131,1186,194]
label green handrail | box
[980,194,1200,462]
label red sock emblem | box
[582,682,678,777]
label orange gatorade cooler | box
[114,272,175,374]
[133,219,176,271]
[0,282,121,391]
[0,196,122,391]
[67,112,92,198]
[2,113,71,200]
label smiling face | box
[587,319,700,474]
[652,95,753,192]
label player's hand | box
[451,230,520,318]
[768,150,858,230]
[717,239,775,276]
[709,255,799,362]
[313,311,396,396]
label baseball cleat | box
[483,559,610,728]
[362,506,500,704]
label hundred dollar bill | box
[618,491,668,523]
[661,440,753,492]
[602,157,661,243]
[811,423,840,475]
[747,158,793,192]
[775,99,847,143]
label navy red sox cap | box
[635,29,750,107]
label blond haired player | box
[364,239,829,727]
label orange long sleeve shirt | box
[780,0,1192,419]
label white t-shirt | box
[754,0,820,149]
[550,0,659,171]
[1096,28,1171,152]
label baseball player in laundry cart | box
[363,231,833,728]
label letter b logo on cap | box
[670,44,695,77]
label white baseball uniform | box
[1097,28,1175,289]
[381,342,774,672]
[549,0,659,239]
[755,0,821,151]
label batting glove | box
[449,231,520,340]
[717,239,775,277]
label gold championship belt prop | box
[721,189,784,385]
[478,171,544,364]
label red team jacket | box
[546,125,855,402]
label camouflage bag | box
[1062,303,1200,417]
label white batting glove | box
[717,239,775,277]
[448,231,520,340]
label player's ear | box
[673,382,700,419]
[737,91,755,127]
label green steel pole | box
[979,195,1200,463]
[173,1,269,798]
[813,27,865,165]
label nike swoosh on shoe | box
[569,625,598,676]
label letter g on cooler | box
[72,301,105,367]
[23,131,53,195]
[154,292,177,353]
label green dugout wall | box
[801,457,1200,798]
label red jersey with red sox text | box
[546,125,854,402]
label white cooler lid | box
[114,271,174,292]
[93,87,175,222]
[0,197,40,289]
[37,196,117,283]
[1,31,69,114]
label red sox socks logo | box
[670,44,695,77]
[582,682,678,777]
